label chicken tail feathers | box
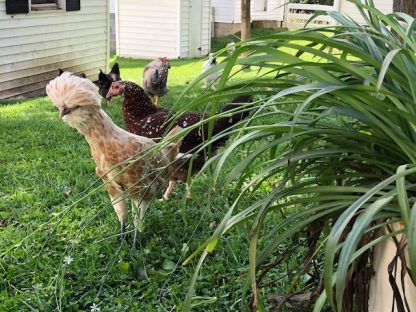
[165,96,253,182]
[193,95,253,167]
[220,95,253,122]
[212,95,253,136]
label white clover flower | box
[90,303,100,312]
[63,256,74,266]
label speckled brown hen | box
[142,57,170,106]
[106,80,252,200]
[46,72,182,245]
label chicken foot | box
[162,181,192,200]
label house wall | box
[253,0,284,21]
[213,0,392,31]
[201,0,211,56]
[109,13,116,52]
[340,0,392,23]
[117,0,179,59]
[212,0,284,24]
[0,0,108,100]
[212,0,235,23]
[117,0,210,60]
[234,0,284,23]
[110,0,116,52]
[212,0,284,36]
[180,0,211,58]
[179,0,190,58]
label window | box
[31,0,59,11]
[5,0,80,14]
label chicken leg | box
[106,184,128,240]
[131,199,149,248]
[162,181,177,200]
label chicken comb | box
[46,72,101,109]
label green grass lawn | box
[0,31,309,311]
[0,66,254,312]
[1,66,229,311]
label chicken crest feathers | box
[46,72,101,109]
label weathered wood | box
[393,0,416,17]
[241,0,251,41]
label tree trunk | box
[241,0,251,68]
[393,0,416,17]
[241,0,251,41]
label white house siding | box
[251,0,284,21]
[340,0,392,23]
[179,0,188,58]
[212,0,235,23]
[117,0,179,59]
[0,0,108,99]
[211,0,284,23]
[110,0,115,13]
[233,1,240,22]
[180,0,211,58]
[200,0,211,56]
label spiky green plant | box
[169,0,416,310]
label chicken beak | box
[59,105,71,118]
[106,95,113,107]
[105,88,114,106]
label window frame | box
[5,0,80,15]
[30,0,65,12]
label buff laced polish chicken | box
[46,72,182,246]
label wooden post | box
[241,0,251,42]
[393,0,416,17]
[241,0,251,68]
